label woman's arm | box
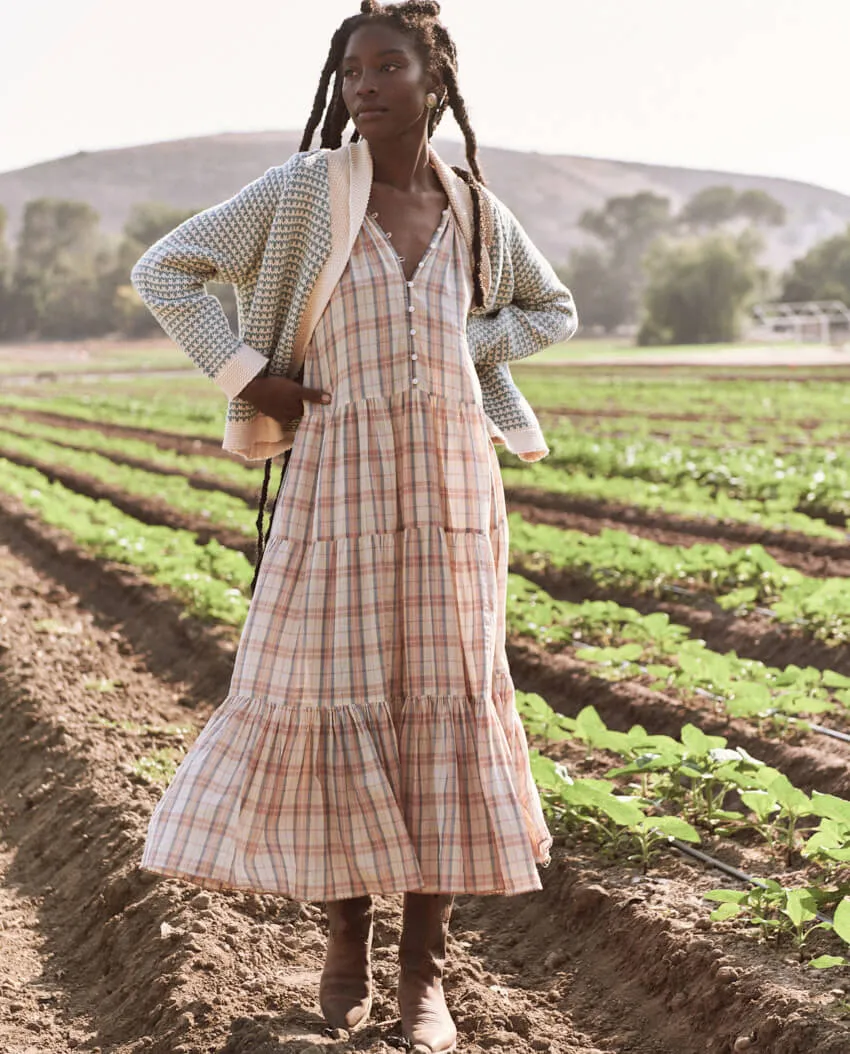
[466,199,578,365]
[130,160,295,399]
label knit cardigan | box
[130,138,578,463]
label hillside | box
[1,131,848,270]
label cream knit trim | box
[215,342,270,400]
[223,414,295,463]
[502,425,550,462]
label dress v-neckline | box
[365,208,451,283]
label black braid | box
[251,457,273,595]
[251,448,293,595]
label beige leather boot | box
[397,892,457,1054]
[319,894,374,1030]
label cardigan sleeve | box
[129,162,291,399]
[466,201,578,365]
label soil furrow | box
[10,409,229,458]
[508,638,850,799]
[506,489,850,571]
[0,492,239,708]
[512,560,850,679]
[0,447,258,561]
[0,423,262,504]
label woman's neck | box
[367,132,435,194]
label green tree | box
[106,202,197,336]
[679,185,786,231]
[638,231,762,345]
[576,191,674,329]
[0,205,12,340]
[110,201,239,337]
[781,224,850,304]
[557,247,629,333]
[11,198,111,339]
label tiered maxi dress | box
[139,200,554,902]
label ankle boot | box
[319,894,373,1030]
[397,892,457,1054]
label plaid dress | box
[139,204,553,901]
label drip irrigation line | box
[691,686,848,747]
[667,837,833,925]
[808,723,850,744]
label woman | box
[130,3,577,1051]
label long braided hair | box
[251,0,487,594]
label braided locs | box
[252,2,488,594]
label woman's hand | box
[239,375,332,426]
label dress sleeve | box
[466,200,578,365]
[130,161,293,399]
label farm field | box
[3,352,850,1053]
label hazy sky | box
[3,0,848,194]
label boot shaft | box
[325,894,373,940]
[399,893,454,978]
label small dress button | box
[410,328,416,336]
[411,353,418,360]
[412,377,419,385]
[407,281,414,287]
[408,305,415,313]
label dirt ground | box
[2,490,850,1053]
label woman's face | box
[341,23,438,143]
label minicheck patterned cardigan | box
[130,138,578,463]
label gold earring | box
[425,92,438,109]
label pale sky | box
[3,0,848,195]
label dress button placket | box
[371,208,450,393]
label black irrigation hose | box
[667,837,833,925]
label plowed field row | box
[3,444,845,683]
[6,408,849,572]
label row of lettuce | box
[6,393,850,539]
[7,416,850,650]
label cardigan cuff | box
[214,342,270,400]
[222,412,298,463]
[501,425,550,463]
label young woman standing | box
[131,3,577,1051]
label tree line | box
[0,184,848,345]
[559,185,850,344]
[0,199,235,342]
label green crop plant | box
[0,458,252,625]
[508,513,850,646]
[529,750,700,871]
[132,747,186,786]
[1,412,263,491]
[0,391,223,439]
[704,887,850,967]
[506,574,847,734]
[0,429,257,536]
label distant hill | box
[1,131,848,271]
